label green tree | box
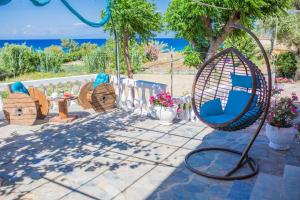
[223,33,257,59]
[262,13,300,55]
[166,0,290,63]
[105,0,162,78]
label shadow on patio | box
[0,111,300,200]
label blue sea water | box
[0,38,188,52]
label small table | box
[49,96,78,123]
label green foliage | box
[61,42,98,63]
[45,45,63,55]
[292,0,300,9]
[83,47,107,73]
[1,91,9,99]
[260,12,300,54]
[83,39,146,74]
[106,0,163,40]
[275,52,298,78]
[0,43,39,76]
[104,0,162,77]
[38,50,63,73]
[223,33,257,59]
[183,45,202,67]
[165,0,290,58]
[78,43,98,57]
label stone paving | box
[0,109,300,200]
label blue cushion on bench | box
[200,98,224,117]
[10,81,29,95]
[93,73,109,89]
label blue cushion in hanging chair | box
[200,73,260,126]
[202,90,259,125]
[10,82,30,95]
[93,73,110,89]
[200,98,224,117]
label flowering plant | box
[275,77,293,84]
[267,93,299,128]
[150,92,175,107]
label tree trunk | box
[123,28,133,79]
[205,12,241,61]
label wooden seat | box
[3,85,49,125]
[78,82,116,112]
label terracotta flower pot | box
[265,123,296,150]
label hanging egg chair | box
[193,47,267,131]
[185,24,272,180]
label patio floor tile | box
[155,134,190,147]
[132,142,178,162]
[135,131,166,141]
[55,151,128,189]
[22,181,72,200]
[113,165,176,200]
[77,160,154,200]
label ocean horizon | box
[0,38,188,52]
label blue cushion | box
[224,90,252,115]
[203,114,236,124]
[200,98,224,117]
[93,73,109,89]
[10,82,29,95]
[230,106,261,127]
[231,73,253,88]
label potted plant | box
[150,92,177,125]
[266,93,299,150]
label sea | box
[0,38,188,52]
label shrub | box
[78,43,98,57]
[83,47,107,73]
[45,45,63,55]
[275,52,298,78]
[38,51,63,72]
[183,45,202,67]
[0,43,39,77]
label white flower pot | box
[154,106,177,125]
[265,123,296,150]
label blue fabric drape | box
[0,0,11,6]
[61,0,111,28]
[0,0,111,28]
[30,0,50,6]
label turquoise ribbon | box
[0,0,111,28]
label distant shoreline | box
[0,38,188,52]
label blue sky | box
[0,0,172,39]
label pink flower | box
[291,107,297,114]
[168,102,173,107]
[291,92,298,101]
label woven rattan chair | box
[185,24,272,180]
